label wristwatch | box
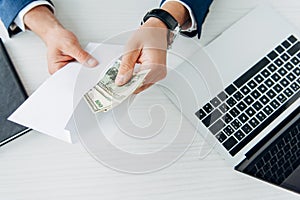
[141,8,181,49]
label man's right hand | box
[115,1,190,93]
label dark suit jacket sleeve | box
[160,0,213,38]
[0,0,53,36]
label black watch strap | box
[142,8,179,30]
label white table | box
[0,0,300,199]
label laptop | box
[160,5,300,194]
[0,38,30,146]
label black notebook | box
[0,38,30,146]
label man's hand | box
[24,6,98,74]
[115,18,168,94]
[115,1,190,93]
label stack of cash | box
[84,59,149,113]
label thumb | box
[115,49,140,86]
[67,43,98,67]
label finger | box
[133,83,154,94]
[48,54,74,74]
[67,43,98,67]
[115,49,141,86]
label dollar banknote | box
[84,59,150,113]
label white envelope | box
[9,43,123,143]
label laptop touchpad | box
[282,165,300,194]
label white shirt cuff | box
[13,1,55,31]
[161,0,197,32]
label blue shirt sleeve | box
[160,0,213,38]
[0,0,53,36]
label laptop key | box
[244,95,255,105]
[217,91,228,102]
[293,68,300,76]
[234,130,245,141]
[256,111,267,121]
[233,57,270,88]
[202,109,222,127]
[237,101,247,111]
[277,140,285,149]
[271,73,281,82]
[219,103,228,113]
[233,91,244,101]
[274,58,284,67]
[209,119,225,135]
[225,84,237,95]
[251,89,261,99]
[253,101,263,111]
[263,105,274,115]
[278,68,288,76]
[280,53,290,61]
[259,95,270,104]
[195,109,206,120]
[290,155,297,164]
[223,136,238,151]
[223,125,235,136]
[258,84,268,93]
[284,88,294,97]
[265,78,274,88]
[203,103,214,113]
[277,156,285,165]
[256,159,264,169]
[291,57,300,65]
[210,97,221,107]
[261,69,271,78]
[288,35,297,43]
[231,119,242,129]
[290,82,299,92]
[273,84,283,93]
[247,80,257,89]
[286,73,296,82]
[290,138,297,146]
[245,107,256,117]
[270,99,280,110]
[287,41,300,56]
[229,107,240,118]
[241,124,253,134]
[280,78,290,87]
[284,151,292,160]
[263,152,271,162]
[223,114,233,124]
[241,85,251,95]
[216,132,227,143]
[282,40,291,49]
[267,51,278,60]
[238,113,249,123]
[249,117,259,128]
[266,89,276,99]
[284,62,294,71]
[254,74,264,83]
[270,146,279,156]
[275,45,285,54]
[226,97,237,107]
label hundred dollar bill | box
[84,87,111,112]
[84,59,150,113]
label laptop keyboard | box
[195,35,300,156]
[244,118,300,185]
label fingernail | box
[86,57,99,67]
[115,75,124,85]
